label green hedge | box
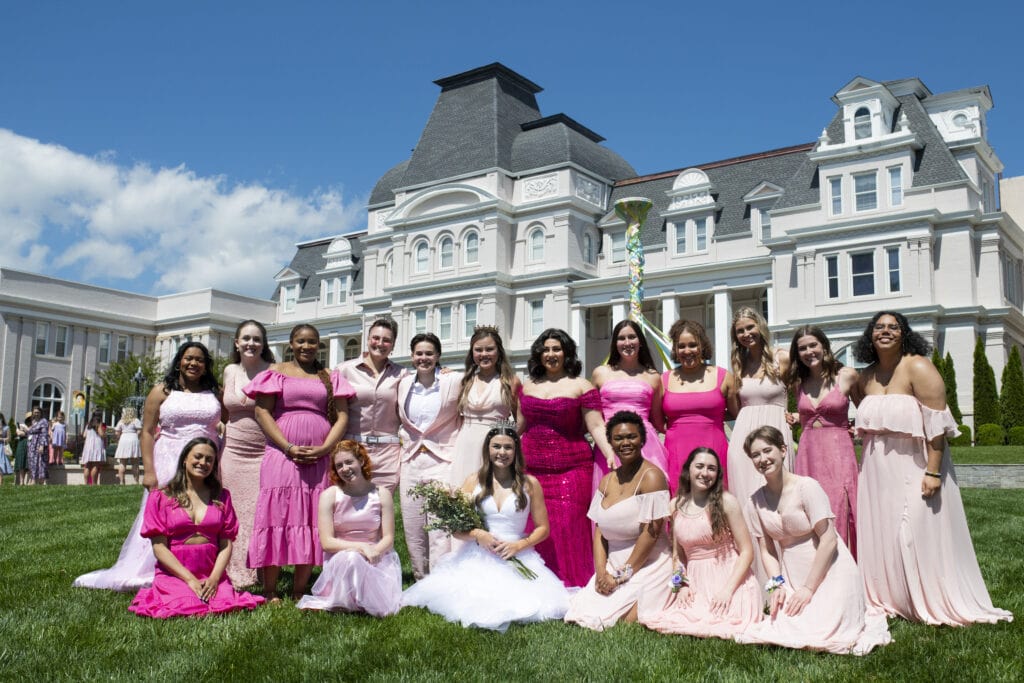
[950,423,972,447]
[1008,426,1024,446]
[976,423,1006,446]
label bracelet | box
[614,564,633,584]
[669,567,689,593]
[284,442,294,455]
[924,470,941,479]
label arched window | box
[529,227,545,261]
[438,236,454,269]
[384,251,394,286]
[32,382,64,419]
[464,231,480,264]
[583,232,594,264]
[854,107,871,140]
[344,338,360,360]
[414,241,429,274]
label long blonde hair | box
[730,307,780,387]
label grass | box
[950,445,1024,465]
[1,485,1021,681]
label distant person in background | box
[114,406,144,485]
[80,410,108,486]
[26,406,50,485]
[49,411,67,468]
[0,412,12,485]
[13,413,30,485]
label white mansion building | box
[2,64,1022,430]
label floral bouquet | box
[763,574,786,615]
[408,480,537,580]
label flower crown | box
[488,417,517,432]
[473,324,501,336]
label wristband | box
[924,470,941,479]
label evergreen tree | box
[1000,346,1024,432]
[973,336,1000,428]
[88,354,162,414]
[931,348,945,376]
[943,352,963,423]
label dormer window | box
[854,107,872,139]
[282,284,299,312]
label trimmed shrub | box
[1008,426,1024,446]
[1000,346,1024,432]
[943,352,963,424]
[976,423,1006,446]
[949,424,972,447]
[973,337,1000,428]
[931,348,945,376]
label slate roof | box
[271,234,365,302]
[368,63,634,207]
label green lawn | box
[1,485,1020,681]
[951,445,1024,465]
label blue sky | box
[2,1,1021,298]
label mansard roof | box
[271,233,365,302]
[512,114,636,180]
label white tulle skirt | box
[401,543,570,632]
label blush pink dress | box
[564,484,672,631]
[128,489,264,618]
[639,507,761,639]
[519,386,602,587]
[599,379,669,476]
[450,378,512,487]
[726,375,793,508]
[296,487,402,616]
[795,384,858,556]
[219,364,267,588]
[74,390,221,592]
[662,368,729,494]
[856,394,1012,625]
[243,370,355,568]
[737,477,890,655]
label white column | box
[713,287,732,369]
[611,302,627,325]
[765,285,775,324]
[572,304,586,368]
[328,337,340,368]
[662,296,679,330]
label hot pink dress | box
[519,386,602,587]
[856,394,1012,625]
[795,384,858,555]
[296,487,402,616]
[726,374,793,508]
[219,364,266,588]
[662,368,729,494]
[243,370,355,568]
[129,489,264,618]
[639,507,761,639]
[74,390,221,592]
[737,477,890,655]
[599,378,669,476]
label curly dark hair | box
[604,410,647,447]
[675,447,728,541]
[668,319,713,363]
[606,320,657,370]
[163,342,219,393]
[527,328,582,379]
[852,311,931,364]
[230,319,275,364]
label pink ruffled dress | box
[243,369,355,568]
[737,477,890,655]
[639,507,762,639]
[856,394,1012,625]
[129,489,264,618]
[297,487,402,616]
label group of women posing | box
[72,309,1010,652]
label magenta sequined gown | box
[795,385,858,556]
[519,386,602,587]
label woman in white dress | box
[114,406,143,485]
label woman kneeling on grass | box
[129,437,264,618]
[297,441,402,616]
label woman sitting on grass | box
[129,437,264,618]
[297,441,402,616]
[402,423,570,632]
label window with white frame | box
[850,252,875,296]
[463,302,478,337]
[695,217,708,252]
[385,252,395,286]
[32,382,63,419]
[1002,250,1023,308]
[886,247,901,293]
[464,231,479,264]
[611,232,626,263]
[116,335,130,362]
[344,338,360,360]
[529,227,545,261]
[829,177,843,215]
[673,222,686,254]
[439,236,454,269]
[583,232,594,264]
[35,322,49,355]
[529,299,544,336]
[981,174,995,211]
[888,167,903,206]
[55,325,69,358]
[757,207,772,242]
[854,172,877,211]
[825,255,840,299]
[99,332,111,363]
[282,284,299,312]
[413,309,427,335]
[438,305,452,340]
[323,276,347,306]
[854,107,871,140]
[414,241,429,274]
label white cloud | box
[0,129,363,297]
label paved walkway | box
[954,464,1024,489]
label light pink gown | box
[639,508,761,639]
[450,378,511,487]
[128,489,264,618]
[564,486,672,631]
[737,477,890,655]
[599,378,669,476]
[296,487,402,616]
[219,364,266,588]
[726,374,793,507]
[856,395,1012,625]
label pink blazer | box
[397,371,463,463]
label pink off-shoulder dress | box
[856,394,1012,625]
[129,489,264,618]
[243,369,355,568]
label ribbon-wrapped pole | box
[613,197,653,322]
